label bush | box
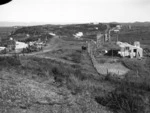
[67,50,82,63]
[95,86,144,113]
[121,59,141,71]
[74,69,87,81]
[98,58,107,64]
[0,56,21,67]
[51,66,71,84]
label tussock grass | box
[95,85,144,113]
[98,58,150,113]
[2,54,150,113]
[0,56,21,68]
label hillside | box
[0,27,16,39]
[0,38,114,113]
[1,22,150,113]
[121,22,150,27]
[10,23,107,41]
[110,23,150,46]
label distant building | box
[117,41,143,58]
[74,32,83,39]
[26,34,30,37]
[0,47,6,52]
[5,37,28,53]
[49,32,56,36]
[95,27,98,30]
[116,25,122,30]
[15,41,28,52]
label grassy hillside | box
[0,52,113,113]
[10,23,107,41]
[1,22,150,113]
[110,24,150,46]
[0,27,16,39]
[1,49,150,113]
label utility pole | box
[117,32,118,42]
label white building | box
[116,25,122,30]
[95,27,98,30]
[0,47,6,51]
[117,41,143,58]
[74,32,83,39]
[15,41,28,52]
[49,32,56,36]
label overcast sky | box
[0,0,150,23]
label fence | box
[87,41,129,77]
[87,41,104,75]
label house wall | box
[119,46,143,58]
[137,48,143,58]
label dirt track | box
[0,36,77,66]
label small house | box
[0,47,6,53]
[49,32,56,36]
[15,41,28,52]
[74,32,83,39]
[35,42,43,50]
[116,25,122,30]
[117,41,143,58]
[0,47,5,51]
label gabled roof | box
[117,41,143,50]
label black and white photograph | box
[0,0,150,113]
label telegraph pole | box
[114,29,119,42]
[117,32,118,42]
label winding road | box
[0,36,77,65]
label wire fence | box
[87,41,104,75]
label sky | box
[0,0,150,24]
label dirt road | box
[0,36,77,65]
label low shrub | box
[0,56,21,67]
[121,59,142,71]
[74,69,87,81]
[95,86,144,113]
[67,50,82,63]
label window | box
[125,47,129,50]
[134,49,137,52]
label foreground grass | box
[96,58,150,113]
[0,54,113,113]
[1,53,150,113]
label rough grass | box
[1,23,150,113]
[113,25,150,46]
[0,56,21,67]
[95,85,145,113]
[98,58,150,113]
[0,55,113,113]
[66,50,82,63]
[1,52,150,113]
[121,58,150,88]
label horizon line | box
[0,21,150,27]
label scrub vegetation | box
[1,22,150,113]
